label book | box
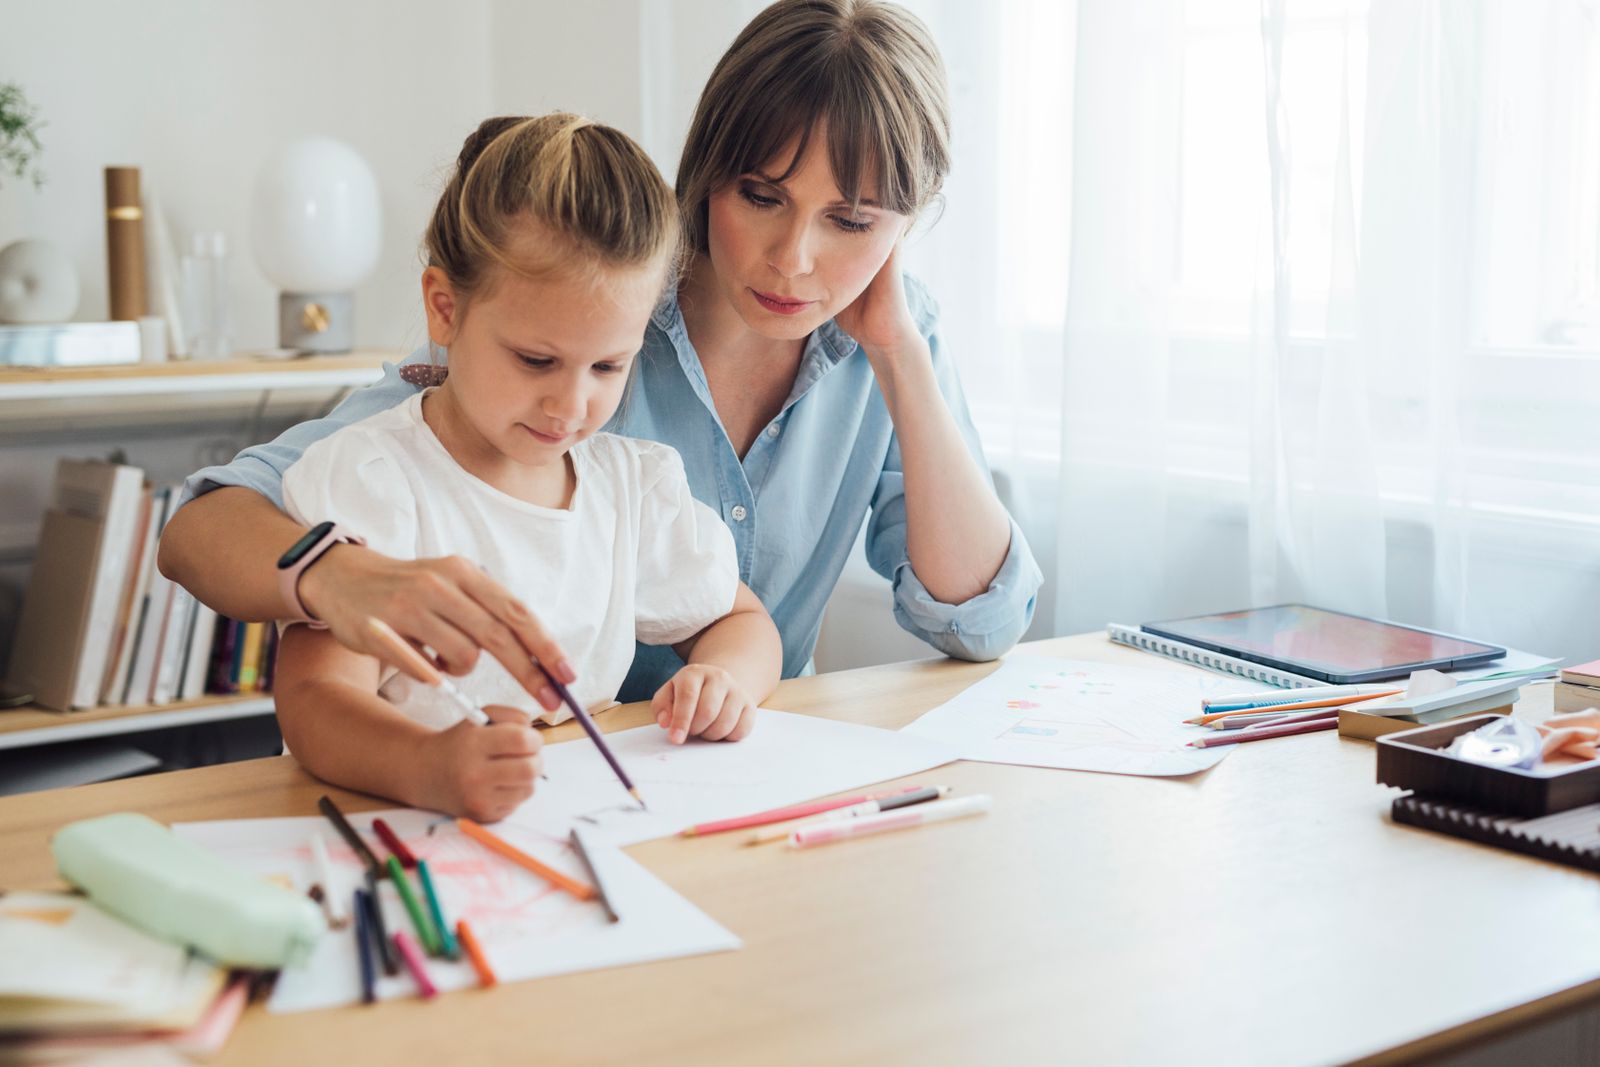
[7,511,105,711]
[98,487,155,705]
[1560,659,1600,687]
[1391,793,1600,873]
[178,603,219,701]
[1338,703,1513,741]
[150,587,195,705]
[1107,623,1323,688]
[1554,681,1600,715]
[122,487,180,706]
[237,622,266,693]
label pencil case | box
[51,812,324,969]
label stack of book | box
[1553,661,1600,714]
[1337,674,1525,740]
[6,458,273,712]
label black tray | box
[1376,714,1600,817]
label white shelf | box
[0,696,275,751]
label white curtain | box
[918,0,1600,663]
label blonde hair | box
[426,113,680,299]
[676,0,951,254]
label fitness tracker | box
[275,520,365,626]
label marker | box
[568,828,619,923]
[373,818,418,868]
[416,860,460,960]
[1187,715,1338,747]
[386,856,441,956]
[788,794,993,849]
[747,786,952,845]
[309,831,348,928]
[364,616,488,725]
[352,887,377,1004]
[457,920,498,987]
[392,930,437,999]
[317,796,382,878]
[684,785,924,837]
[457,818,596,901]
[363,869,401,976]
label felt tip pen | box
[417,860,460,960]
[788,794,992,848]
[387,856,441,957]
[352,887,377,1004]
[747,786,951,844]
[392,930,438,999]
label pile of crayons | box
[314,795,618,1004]
[680,783,989,846]
[1180,684,1403,748]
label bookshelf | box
[0,694,274,751]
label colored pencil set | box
[680,783,988,847]
[317,795,621,1004]
[1180,685,1404,747]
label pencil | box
[416,859,460,960]
[1187,715,1338,747]
[684,785,924,837]
[457,818,596,901]
[317,795,382,877]
[568,828,619,923]
[457,919,498,987]
[536,661,646,810]
[1187,690,1400,726]
[386,856,441,956]
[392,930,437,999]
[364,616,488,725]
[373,818,418,868]
[363,869,401,976]
[353,887,376,1004]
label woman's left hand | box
[833,243,926,367]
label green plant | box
[0,83,44,190]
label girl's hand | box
[298,544,570,711]
[423,706,543,822]
[651,664,757,745]
[832,241,924,367]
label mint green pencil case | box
[52,812,324,969]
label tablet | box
[1140,604,1505,684]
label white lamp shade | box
[250,137,381,292]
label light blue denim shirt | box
[180,275,1042,701]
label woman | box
[158,0,1041,709]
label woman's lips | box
[751,288,816,316]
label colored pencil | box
[1187,690,1400,726]
[417,860,460,960]
[363,869,401,976]
[683,785,924,837]
[317,795,381,877]
[536,661,646,810]
[1202,684,1396,708]
[457,920,498,987]
[568,828,619,923]
[1187,715,1338,747]
[392,930,437,999]
[386,856,441,956]
[747,786,952,845]
[1239,707,1344,730]
[373,818,418,868]
[788,795,993,849]
[457,818,596,901]
[353,887,376,1004]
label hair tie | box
[399,364,449,388]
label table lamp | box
[250,137,381,353]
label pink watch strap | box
[279,525,366,627]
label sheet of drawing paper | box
[900,657,1273,776]
[173,811,739,1013]
[503,708,960,847]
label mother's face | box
[702,122,907,343]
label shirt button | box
[766,423,780,438]
[730,505,748,522]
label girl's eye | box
[594,362,626,375]
[739,186,780,209]
[833,215,873,234]
[515,353,554,369]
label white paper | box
[900,657,1272,776]
[173,811,739,1014]
[1449,646,1557,681]
[502,708,960,847]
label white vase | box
[0,239,81,324]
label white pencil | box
[787,795,992,848]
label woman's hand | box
[832,241,926,368]
[651,664,757,745]
[298,544,570,710]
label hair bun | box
[457,116,531,173]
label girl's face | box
[423,245,664,472]
[701,120,907,342]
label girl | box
[273,115,781,822]
[162,0,1039,714]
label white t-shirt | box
[281,390,738,729]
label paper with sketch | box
[503,708,960,847]
[900,657,1272,776]
[173,811,738,1014]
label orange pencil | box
[456,818,596,901]
[456,919,498,987]
[1186,689,1401,726]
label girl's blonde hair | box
[426,113,680,299]
[676,0,951,254]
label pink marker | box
[392,930,437,998]
[788,794,992,848]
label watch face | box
[278,520,336,569]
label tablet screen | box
[1143,604,1502,677]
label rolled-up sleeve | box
[176,355,423,511]
[863,280,1043,662]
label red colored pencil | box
[372,818,418,868]
[680,785,925,837]
[1188,714,1338,748]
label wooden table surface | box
[3,634,1595,1066]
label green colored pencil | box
[386,855,441,956]
[417,859,460,960]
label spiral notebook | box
[1106,623,1322,689]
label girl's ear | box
[421,267,462,346]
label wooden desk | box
[4,634,1598,1066]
